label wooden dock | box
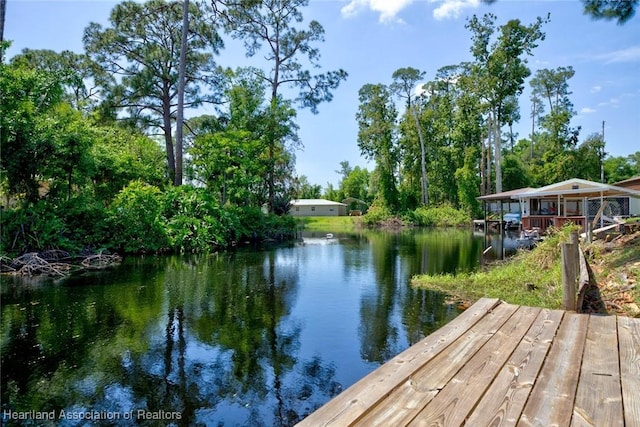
[296,298,640,427]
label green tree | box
[356,84,399,211]
[455,147,482,218]
[0,60,63,204]
[37,104,95,201]
[293,176,322,199]
[574,133,605,181]
[188,69,297,207]
[390,67,429,205]
[221,0,347,210]
[83,0,223,185]
[482,0,638,25]
[604,152,640,183]
[340,166,370,205]
[466,13,548,194]
[581,0,638,24]
[10,49,102,113]
[91,127,166,202]
[530,66,579,150]
[189,130,263,204]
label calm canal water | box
[1,228,509,426]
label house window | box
[565,200,582,216]
[311,207,315,212]
[295,207,299,211]
[329,208,334,212]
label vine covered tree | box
[356,83,399,211]
[390,67,429,206]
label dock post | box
[561,241,578,311]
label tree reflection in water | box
[1,229,479,426]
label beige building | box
[290,199,347,216]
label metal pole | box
[601,121,605,184]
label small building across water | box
[290,199,347,216]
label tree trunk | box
[174,0,189,186]
[0,0,6,57]
[480,132,486,197]
[494,109,502,194]
[411,105,429,206]
[162,86,176,183]
[0,0,6,62]
[486,116,492,195]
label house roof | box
[614,176,640,191]
[513,178,640,199]
[477,187,534,201]
[291,199,347,207]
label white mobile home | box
[290,199,347,217]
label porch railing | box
[522,216,586,233]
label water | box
[1,228,495,426]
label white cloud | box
[431,0,480,20]
[598,97,621,108]
[593,46,640,64]
[590,86,602,94]
[580,107,597,114]
[413,81,429,97]
[341,0,414,24]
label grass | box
[295,216,361,232]
[413,224,640,314]
[411,227,576,309]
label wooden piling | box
[561,241,578,311]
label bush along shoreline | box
[1,181,297,258]
[361,202,472,228]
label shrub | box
[362,201,393,226]
[0,201,72,254]
[162,186,232,252]
[58,195,110,250]
[109,181,168,253]
[409,204,471,227]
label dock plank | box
[571,314,623,427]
[294,297,501,427]
[297,299,639,427]
[407,305,541,427]
[618,315,640,427]
[352,301,518,426]
[464,308,564,427]
[518,313,589,427]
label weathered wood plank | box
[518,313,589,427]
[352,302,519,426]
[571,314,623,426]
[294,298,501,427]
[407,305,541,427]
[464,308,564,427]
[618,315,640,427]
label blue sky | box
[5,0,640,187]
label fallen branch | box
[1,251,122,277]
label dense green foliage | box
[2,1,638,255]
[0,44,296,255]
[349,13,639,222]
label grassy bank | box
[412,229,640,317]
[412,235,564,309]
[412,226,640,315]
[296,216,361,232]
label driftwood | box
[0,251,122,277]
[81,253,123,270]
